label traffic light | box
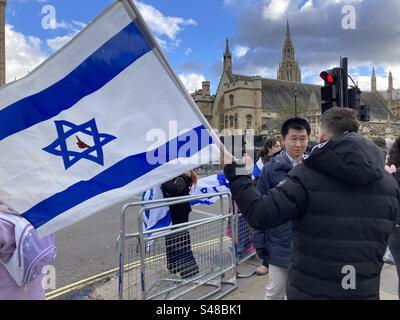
[348,87,361,109]
[320,58,370,122]
[320,68,342,113]
[348,87,370,122]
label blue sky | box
[4,0,400,94]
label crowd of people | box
[1,107,400,300]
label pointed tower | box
[371,66,377,92]
[223,38,232,75]
[0,0,6,86]
[388,71,394,104]
[277,20,301,83]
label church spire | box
[225,38,230,56]
[371,66,377,92]
[223,38,232,75]
[286,20,291,41]
[277,20,301,83]
[388,70,394,103]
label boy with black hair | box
[256,118,310,299]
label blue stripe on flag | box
[22,125,213,228]
[252,159,263,179]
[0,21,152,141]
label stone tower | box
[0,0,5,86]
[277,20,301,83]
[388,71,394,104]
[223,38,232,75]
[371,66,377,92]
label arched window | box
[246,115,252,129]
[229,116,234,128]
[229,94,234,106]
[235,113,238,129]
[225,116,228,129]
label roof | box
[230,74,393,119]
[379,89,400,101]
[260,78,321,113]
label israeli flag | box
[252,158,264,180]
[142,185,171,232]
[0,0,221,237]
[142,173,230,232]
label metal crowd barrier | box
[117,192,238,300]
[233,211,257,278]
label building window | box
[235,113,238,129]
[246,115,252,129]
[229,94,234,106]
[229,116,234,128]
[225,116,228,129]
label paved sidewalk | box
[84,256,398,300]
[222,256,398,300]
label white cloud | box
[54,20,73,30]
[184,48,193,56]
[236,61,276,79]
[46,33,77,52]
[71,20,87,29]
[178,73,206,93]
[5,24,48,82]
[46,21,86,53]
[262,0,291,20]
[300,0,313,11]
[136,1,197,41]
[233,45,250,59]
[55,20,86,31]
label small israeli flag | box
[142,173,230,232]
[252,158,264,180]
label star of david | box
[43,119,117,170]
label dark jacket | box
[253,151,293,268]
[161,174,192,225]
[225,133,400,299]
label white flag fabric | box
[252,158,264,180]
[0,0,220,236]
[142,173,230,232]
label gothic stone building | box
[192,21,400,144]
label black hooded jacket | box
[225,133,400,299]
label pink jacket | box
[0,210,45,300]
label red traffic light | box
[320,71,336,84]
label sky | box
[4,0,400,95]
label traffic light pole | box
[341,57,349,108]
